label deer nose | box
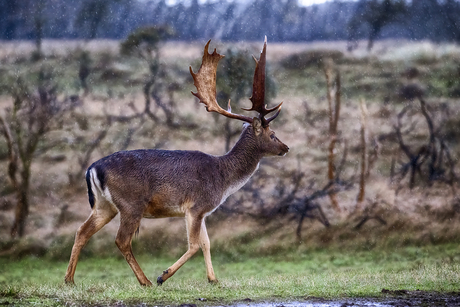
[279,144,289,156]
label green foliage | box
[216,47,276,109]
[216,48,254,108]
[427,61,460,98]
[120,26,174,62]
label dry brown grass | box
[0,40,459,257]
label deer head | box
[190,37,288,157]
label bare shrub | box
[281,50,344,70]
[392,98,459,192]
[120,26,189,128]
[0,75,76,238]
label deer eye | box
[270,134,275,140]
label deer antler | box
[190,40,253,124]
[243,36,283,127]
[190,37,282,127]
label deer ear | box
[252,117,263,136]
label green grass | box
[1,244,460,306]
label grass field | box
[1,244,460,306]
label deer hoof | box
[157,269,169,285]
[64,277,75,285]
[208,278,219,284]
[141,280,153,287]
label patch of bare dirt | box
[99,291,460,307]
[230,291,460,307]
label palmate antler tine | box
[190,40,253,124]
[242,36,282,126]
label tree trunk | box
[10,183,29,238]
[327,136,340,211]
[10,169,30,238]
[324,65,341,212]
[356,99,368,211]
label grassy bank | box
[1,244,459,306]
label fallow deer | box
[64,38,289,286]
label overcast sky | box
[298,0,330,4]
[164,0,331,6]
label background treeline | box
[1,0,460,44]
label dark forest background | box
[1,0,460,44]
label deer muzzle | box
[279,143,289,156]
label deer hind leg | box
[65,202,117,284]
[115,212,152,286]
[200,219,217,283]
[157,211,203,285]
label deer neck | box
[218,128,262,183]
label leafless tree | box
[120,26,190,128]
[0,78,76,238]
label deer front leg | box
[200,219,217,283]
[157,211,202,285]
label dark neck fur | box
[218,126,263,182]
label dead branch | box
[442,141,459,195]
[324,60,342,212]
[392,98,458,191]
[354,214,387,230]
[354,200,388,230]
[392,106,427,189]
[367,137,380,179]
[293,180,354,240]
[356,99,368,209]
[335,140,348,180]
[0,115,19,192]
[420,98,437,183]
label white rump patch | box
[88,168,117,211]
[89,168,101,191]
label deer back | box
[87,149,225,217]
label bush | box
[281,50,344,70]
[120,25,174,60]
